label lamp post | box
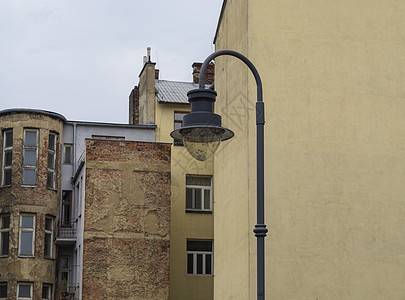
[171,50,267,300]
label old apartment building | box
[129,50,215,299]
[0,109,170,299]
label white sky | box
[0,0,223,123]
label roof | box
[0,108,67,123]
[155,80,199,104]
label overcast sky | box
[0,0,223,123]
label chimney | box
[192,62,215,85]
[155,69,159,79]
[147,47,151,62]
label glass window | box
[44,217,53,258]
[17,283,32,300]
[22,129,38,186]
[63,144,73,164]
[0,282,6,299]
[42,284,52,300]
[0,215,10,256]
[19,214,35,256]
[2,129,13,186]
[185,175,212,212]
[62,191,72,226]
[173,112,189,146]
[186,240,213,275]
[47,133,57,189]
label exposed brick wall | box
[192,62,215,85]
[129,87,139,125]
[82,140,171,300]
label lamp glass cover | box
[182,127,222,161]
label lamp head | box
[170,88,234,161]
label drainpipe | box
[72,122,77,179]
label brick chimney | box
[192,62,215,85]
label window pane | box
[204,190,211,210]
[25,131,37,146]
[61,271,69,282]
[196,254,203,274]
[0,284,6,297]
[186,188,193,209]
[18,284,31,297]
[61,257,69,269]
[20,231,33,255]
[48,134,55,151]
[47,153,55,169]
[187,254,194,274]
[45,218,52,231]
[42,285,50,299]
[186,176,211,186]
[24,150,36,166]
[62,205,71,225]
[21,216,34,228]
[4,169,11,186]
[1,232,9,256]
[23,169,36,185]
[174,113,188,121]
[195,189,202,209]
[187,241,212,252]
[5,131,13,148]
[64,146,72,164]
[4,150,12,167]
[1,216,9,229]
[206,254,212,274]
[174,122,182,130]
[47,171,54,189]
[44,233,51,257]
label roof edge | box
[213,0,227,45]
[0,108,67,123]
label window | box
[42,284,52,300]
[0,215,10,256]
[186,176,212,212]
[174,112,188,145]
[47,133,57,189]
[17,283,32,300]
[63,144,73,164]
[61,191,72,226]
[44,217,53,258]
[59,256,70,287]
[2,129,13,186]
[187,240,213,275]
[19,214,35,256]
[0,282,7,299]
[23,129,38,185]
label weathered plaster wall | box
[214,0,405,299]
[0,111,64,299]
[82,140,171,300]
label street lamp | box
[171,50,268,300]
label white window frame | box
[63,144,73,164]
[2,129,13,186]
[186,240,213,276]
[22,129,38,186]
[17,283,33,300]
[42,283,52,300]
[0,282,7,300]
[18,214,35,257]
[44,216,53,258]
[186,176,212,212]
[47,133,57,189]
[0,215,10,257]
[173,112,189,145]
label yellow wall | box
[214,0,405,299]
[155,102,215,299]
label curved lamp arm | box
[198,50,267,300]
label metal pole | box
[200,50,268,300]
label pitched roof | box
[155,80,198,104]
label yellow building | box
[129,51,215,299]
[212,0,405,299]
